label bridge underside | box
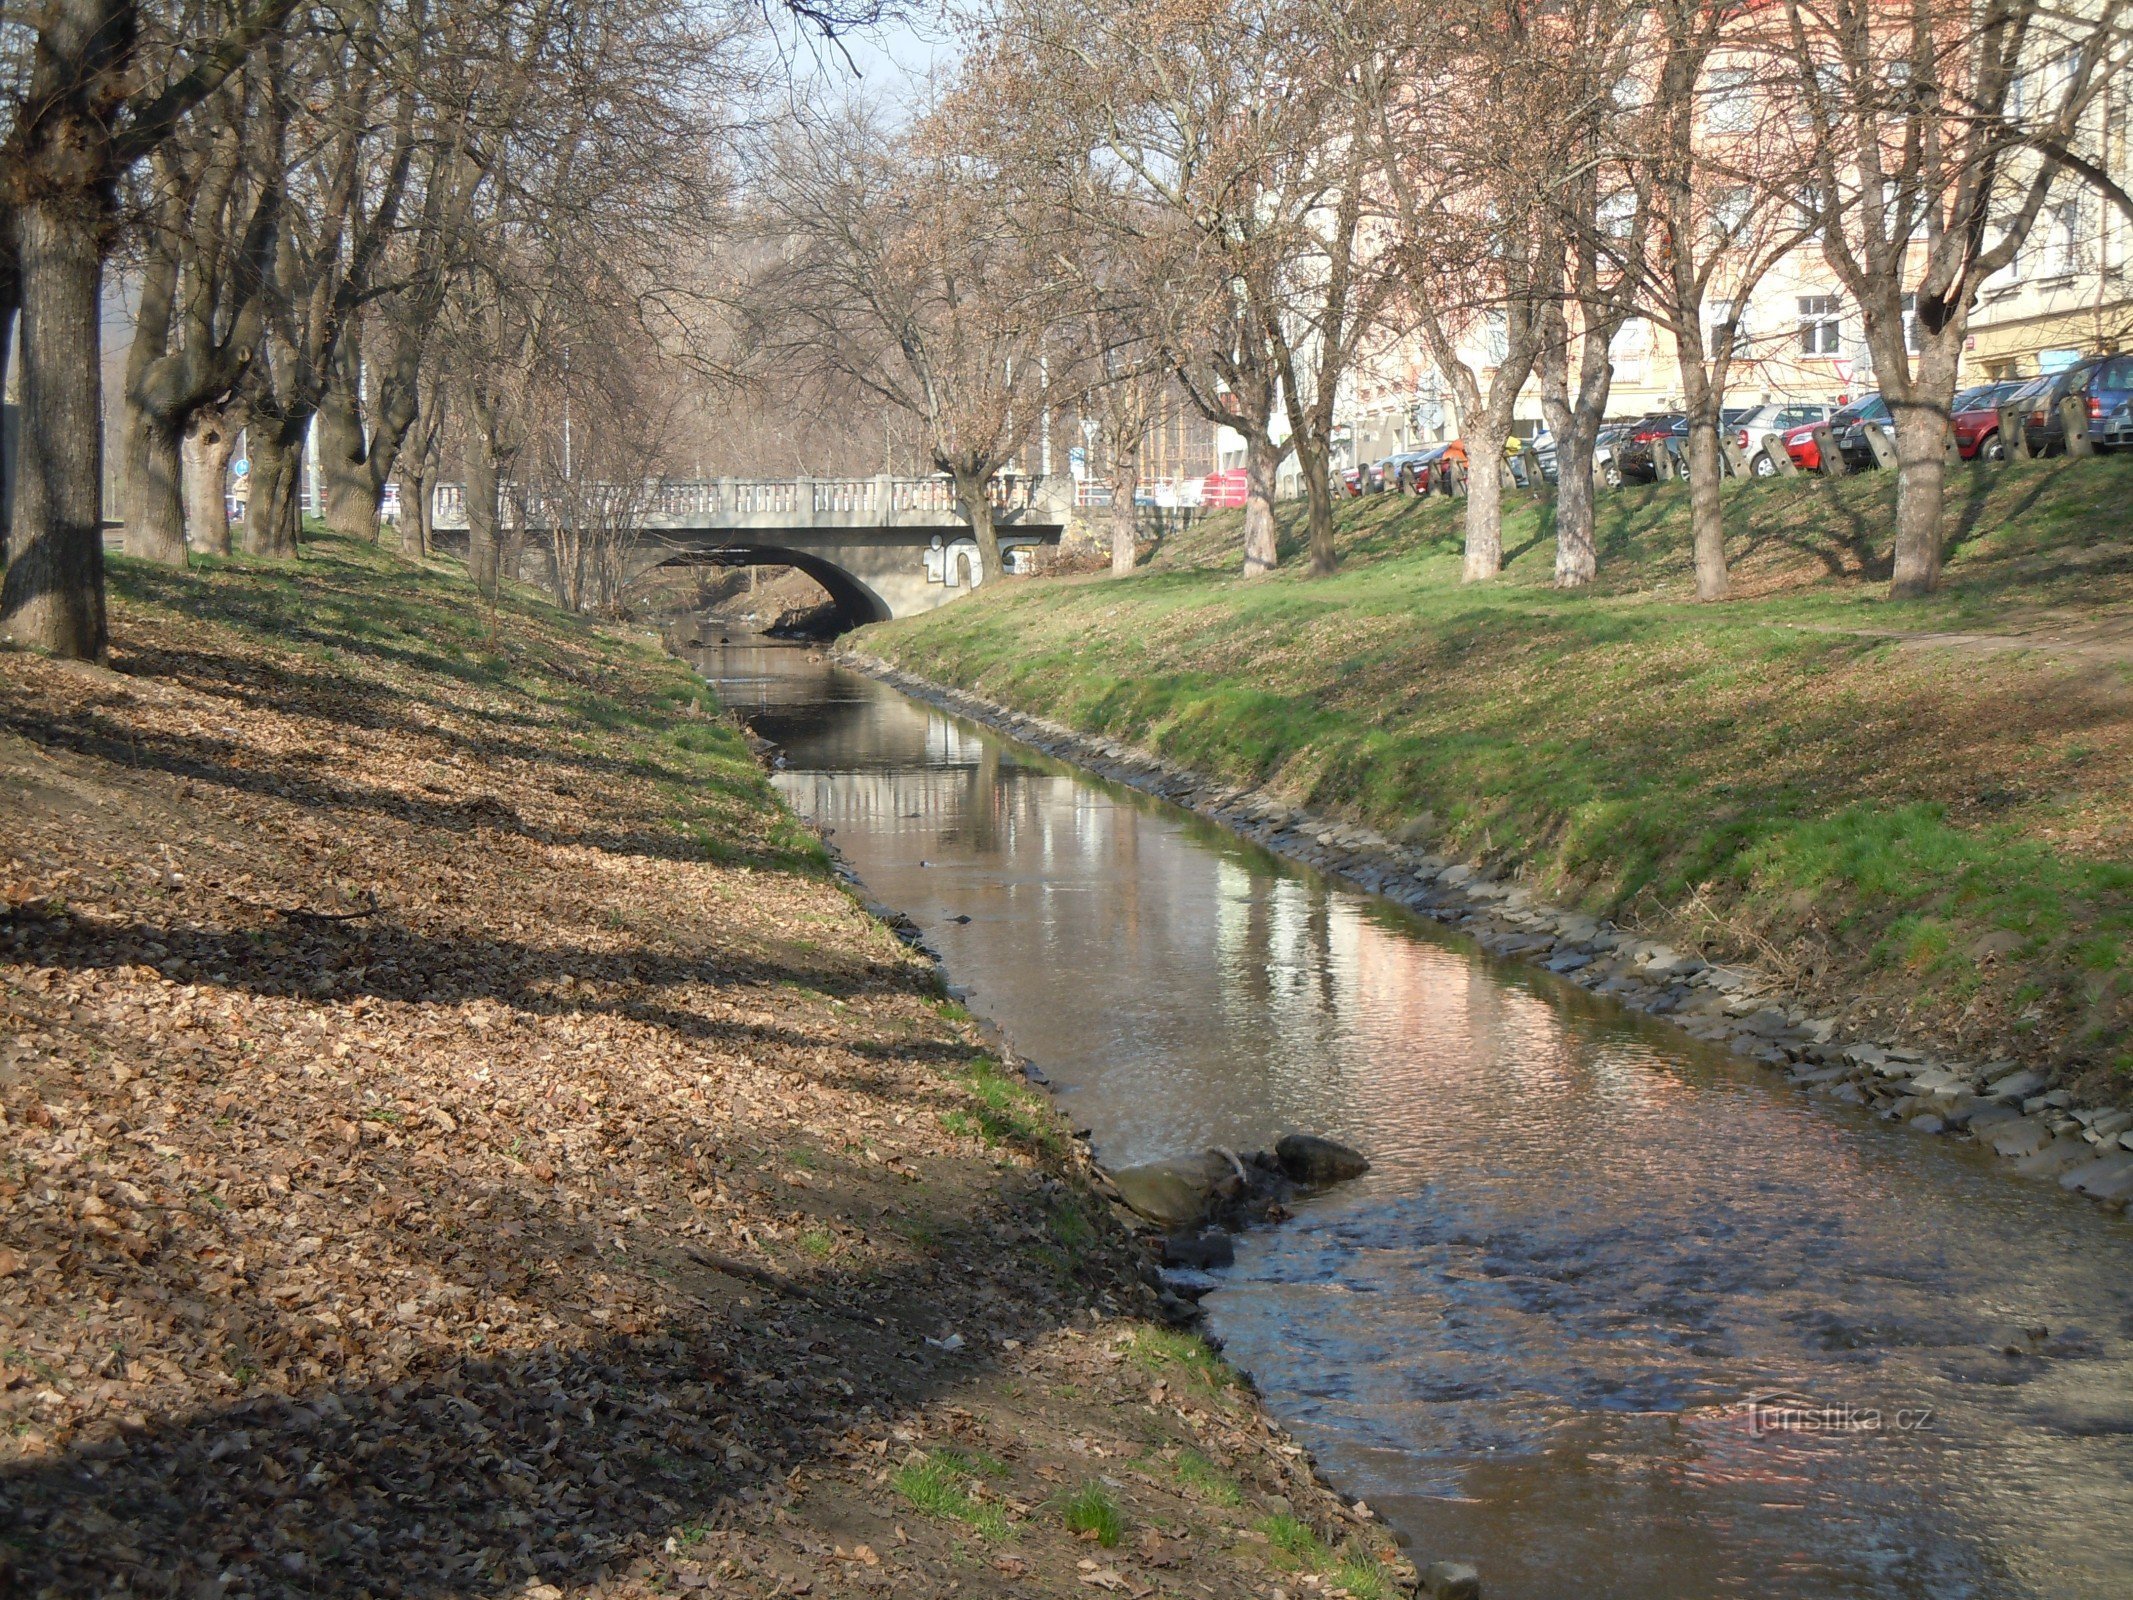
[649,545,897,628]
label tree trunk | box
[465,441,502,595]
[119,400,187,567]
[1108,451,1140,577]
[1539,338,1612,590]
[1888,333,1963,599]
[1677,360,1727,601]
[243,420,303,557]
[0,200,108,659]
[0,226,20,552]
[1685,423,1727,600]
[1300,442,1337,576]
[1242,435,1279,577]
[183,405,239,557]
[401,465,432,557]
[949,467,1003,583]
[317,368,380,541]
[119,242,188,566]
[1462,448,1503,582]
[1551,429,1596,587]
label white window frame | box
[1798,295,1842,356]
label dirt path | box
[1778,611,2133,664]
[0,546,1412,1599]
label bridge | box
[430,474,1074,626]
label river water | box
[689,641,2133,1600]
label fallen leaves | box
[0,550,1398,1598]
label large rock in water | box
[1109,1151,1241,1227]
[1276,1133,1370,1184]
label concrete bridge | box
[430,474,1073,625]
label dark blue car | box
[2019,352,2133,455]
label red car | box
[1783,395,1888,472]
[1950,380,2027,460]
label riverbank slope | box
[0,539,1405,1598]
[852,459,2133,1101]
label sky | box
[787,5,958,95]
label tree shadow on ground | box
[11,908,994,1098]
[0,1147,1139,1597]
[0,697,802,877]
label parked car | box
[1372,449,1431,493]
[1782,394,1890,472]
[1594,422,1636,487]
[1526,430,1559,484]
[1393,442,1453,493]
[1948,380,2029,460]
[1613,414,1685,482]
[1341,460,1374,495]
[1200,468,1249,508]
[2017,353,2133,455]
[1731,403,1835,474]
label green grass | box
[104,533,829,881]
[859,457,2133,1093]
[1059,1482,1125,1546]
[945,1056,1062,1153]
[1165,1448,1244,1507]
[1258,1513,1325,1561]
[892,1450,1012,1540]
[1247,1515,1396,1594]
[1330,1545,1399,1599]
[1126,1327,1236,1392]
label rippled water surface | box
[692,642,2133,1600]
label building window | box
[1899,293,1921,353]
[2042,199,2082,276]
[1599,191,1636,240]
[1709,299,1745,355]
[1708,67,1755,133]
[1798,295,1842,355]
[1712,186,1750,235]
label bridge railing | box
[432,472,1068,530]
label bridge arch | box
[647,544,895,630]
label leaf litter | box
[0,544,1411,1596]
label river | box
[688,640,2133,1600]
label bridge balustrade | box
[429,472,1068,530]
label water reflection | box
[693,641,2133,1600]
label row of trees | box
[747,0,2130,600]
[0,0,785,659]
[2,0,2124,659]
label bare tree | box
[0,0,300,656]
[1353,0,1566,582]
[989,0,1388,578]
[117,69,278,567]
[1518,2,1649,588]
[517,324,677,612]
[1620,2,1815,601]
[747,96,1079,584]
[1768,0,2127,596]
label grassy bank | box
[0,539,1403,1597]
[857,458,2133,1094]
